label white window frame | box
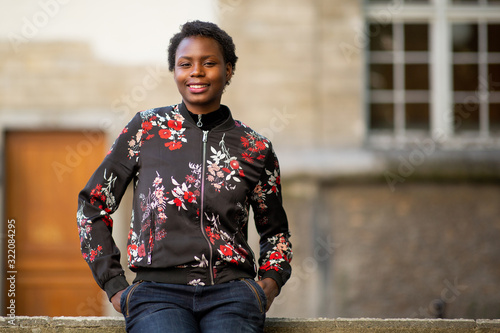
[365,0,500,149]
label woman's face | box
[173,36,233,114]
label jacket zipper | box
[147,210,156,265]
[200,130,214,285]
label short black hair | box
[167,20,238,77]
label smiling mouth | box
[188,84,209,89]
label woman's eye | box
[179,63,190,68]
[204,62,216,66]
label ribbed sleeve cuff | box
[103,275,129,301]
[260,270,285,295]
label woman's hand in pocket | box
[256,278,279,312]
[111,289,126,313]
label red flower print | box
[138,244,146,257]
[102,215,113,227]
[239,169,245,177]
[183,191,196,203]
[97,245,103,252]
[205,226,220,244]
[230,160,240,169]
[242,152,253,163]
[165,141,182,150]
[220,245,233,257]
[174,198,183,207]
[185,174,196,183]
[159,129,172,139]
[270,251,283,260]
[255,141,266,151]
[142,121,153,131]
[222,167,231,174]
[260,261,271,271]
[260,261,279,272]
[240,136,249,147]
[168,119,182,131]
[276,176,281,185]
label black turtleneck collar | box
[187,106,230,131]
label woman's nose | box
[190,63,204,76]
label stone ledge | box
[0,317,499,332]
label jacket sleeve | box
[77,112,142,299]
[250,144,292,293]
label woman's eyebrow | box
[177,55,219,60]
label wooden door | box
[4,130,106,316]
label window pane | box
[490,104,500,133]
[369,24,393,51]
[454,103,480,131]
[404,24,428,51]
[370,64,393,89]
[405,64,429,90]
[452,24,478,52]
[489,64,500,90]
[370,104,394,130]
[406,103,430,130]
[453,64,479,91]
[488,25,500,52]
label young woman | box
[77,21,292,333]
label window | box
[365,0,500,147]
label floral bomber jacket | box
[77,103,292,299]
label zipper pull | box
[202,130,208,143]
[197,114,203,128]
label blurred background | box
[1,0,500,319]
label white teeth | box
[190,85,207,89]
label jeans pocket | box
[121,281,144,317]
[241,279,267,313]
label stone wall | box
[219,0,364,151]
[1,0,500,321]
[1,317,500,332]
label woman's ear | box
[225,62,233,83]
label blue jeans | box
[120,279,267,333]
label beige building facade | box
[1,0,500,319]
